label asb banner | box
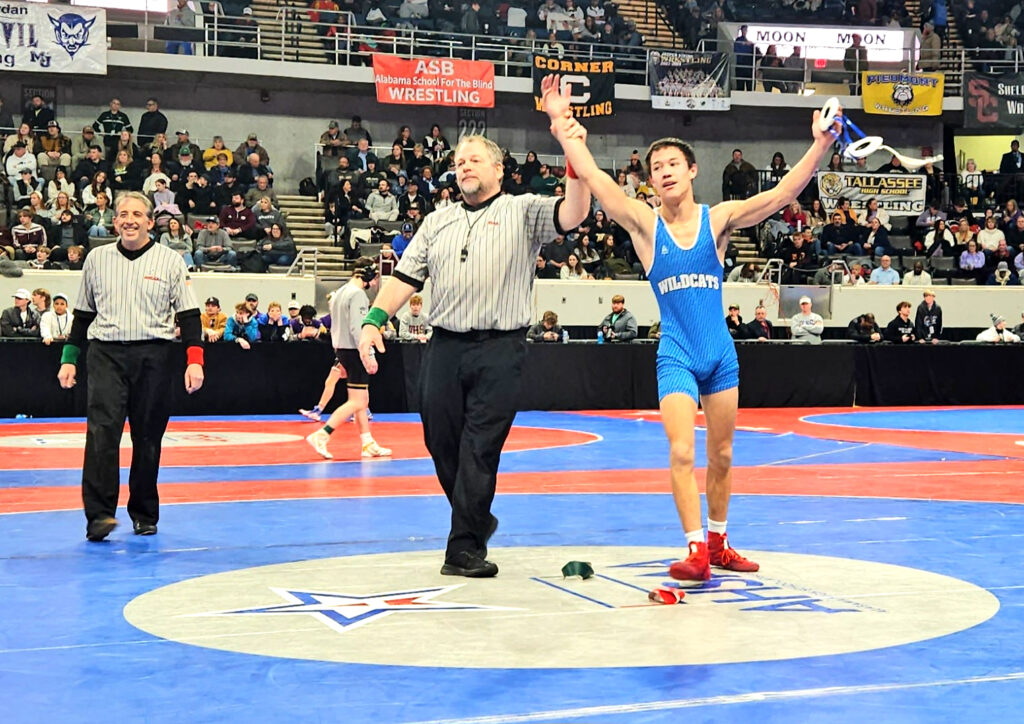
[372,55,495,108]
[532,56,615,117]
[861,72,943,116]
[964,72,1024,130]
[817,172,927,214]
[0,1,106,75]
[648,50,730,111]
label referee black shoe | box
[132,520,158,536]
[440,551,498,578]
[86,516,118,542]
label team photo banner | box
[817,172,928,213]
[861,72,943,116]
[963,72,1024,130]
[648,50,730,111]
[372,55,495,108]
[0,1,106,74]
[532,56,615,117]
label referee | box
[358,135,589,577]
[58,191,204,542]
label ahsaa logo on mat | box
[124,546,998,669]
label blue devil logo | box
[48,13,97,59]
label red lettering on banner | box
[372,54,495,108]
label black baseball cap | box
[205,296,220,306]
[205,216,219,223]
[245,293,258,302]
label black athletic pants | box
[82,341,174,526]
[420,328,526,560]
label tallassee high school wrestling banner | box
[648,50,730,111]
[818,172,927,214]
[0,1,106,75]
[963,72,1024,130]
[861,72,943,116]
[372,55,495,108]
[532,56,615,117]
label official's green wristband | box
[60,343,81,366]
[362,307,389,329]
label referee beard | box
[58,192,205,542]
[358,135,590,577]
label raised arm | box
[710,106,841,241]
[541,75,655,249]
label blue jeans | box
[166,41,194,55]
[180,251,195,268]
[194,248,237,267]
[827,242,863,256]
[262,252,296,266]
[88,225,108,237]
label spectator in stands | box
[233,133,269,167]
[398,294,433,343]
[575,233,602,277]
[12,169,43,208]
[92,98,132,160]
[919,22,941,70]
[399,183,431,220]
[915,290,943,343]
[237,154,273,191]
[83,192,114,237]
[989,238,1015,270]
[245,176,279,208]
[953,216,975,250]
[869,254,900,284]
[160,217,195,269]
[261,223,296,267]
[999,140,1024,176]
[960,159,983,204]
[200,139,231,173]
[343,115,370,145]
[220,192,258,241]
[366,179,399,222]
[40,292,73,344]
[6,141,36,180]
[598,294,638,342]
[790,296,823,345]
[958,239,987,282]
[987,260,1019,285]
[725,304,745,339]
[258,301,289,343]
[722,149,757,200]
[834,197,858,226]
[807,199,828,230]
[530,163,560,195]
[543,233,573,274]
[561,252,591,280]
[423,124,450,164]
[3,122,33,156]
[133,98,166,149]
[164,129,200,165]
[224,302,259,349]
[28,245,56,270]
[36,122,71,177]
[976,314,1021,343]
[844,35,867,94]
[924,218,956,257]
[535,254,558,279]
[391,222,415,258]
[1,288,40,338]
[48,169,76,205]
[977,214,1005,252]
[883,301,917,343]
[111,150,138,195]
[1014,310,1024,337]
[875,154,907,174]
[777,232,817,283]
[201,296,227,342]
[253,196,285,236]
[290,304,326,341]
[319,121,347,161]
[64,245,84,270]
[947,198,977,228]
[21,94,54,137]
[11,208,44,260]
[903,259,933,286]
[733,25,755,91]
[528,310,563,343]
[165,0,197,55]
[822,211,862,255]
[863,216,890,257]
[847,312,882,343]
[46,210,86,262]
[183,171,217,217]
[81,172,112,209]
[70,145,109,192]
[347,137,378,172]
[860,197,891,230]
[195,216,237,268]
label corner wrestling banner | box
[817,172,927,213]
[532,56,615,117]
[372,55,495,108]
[0,0,106,74]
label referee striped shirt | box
[393,194,564,332]
[75,241,199,342]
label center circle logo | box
[124,546,998,668]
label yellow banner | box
[861,72,944,116]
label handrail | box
[287,246,319,277]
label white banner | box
[721,22,913,64]
[817,172,927,214]
[0,1,107,75]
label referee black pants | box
[420,328,526,560]
[82,341,174,526]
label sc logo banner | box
[559,74,591,104]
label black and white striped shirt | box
[75,241,198,342]
[394,194,563,332]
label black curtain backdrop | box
[2,340,1022,418]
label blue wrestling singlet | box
[646,204,739,402]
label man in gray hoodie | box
[790,295,823,344]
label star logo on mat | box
[192,586,515,633]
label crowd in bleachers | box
[1,95,295,273]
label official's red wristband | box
[566,162,578,179]
[186,346,204,367]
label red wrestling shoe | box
[669,541,710,581]
[708,532,760,572]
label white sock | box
[360,433,373,445]
[708,518,727,535]
[684,529,704,546]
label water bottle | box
[597,330,604,345]
[15,414,30,419]
[562,329,569,344]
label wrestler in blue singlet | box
[646,204,739,402]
